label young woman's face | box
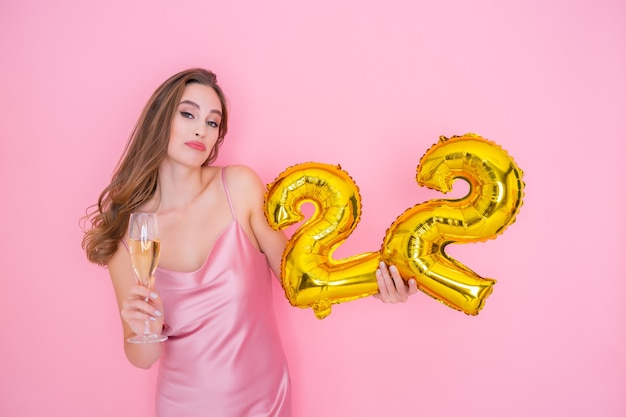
[167,83,223,167]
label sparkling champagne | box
[129,238,161,288]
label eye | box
[207,120,219,128]
[180,111,194,119]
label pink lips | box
[185,141,206,151]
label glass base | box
[127,333,168,344]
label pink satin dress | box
[153,168,291,417]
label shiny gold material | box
[265,162,380,319]
[266,134,524,318]
[381,133,525,315]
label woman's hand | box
[373,262,418,303]
[121,285,165,337]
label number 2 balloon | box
[265,133,525,318]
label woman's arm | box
[225,165,287,279]
[108,244,165,369]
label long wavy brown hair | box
[82,68,229,266]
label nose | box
[195,123,207,138]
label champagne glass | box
[127,212,168,344]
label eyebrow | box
[179,100,222,116]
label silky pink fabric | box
[153,169,291,417]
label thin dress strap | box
[221,167,236,220]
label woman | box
[82,68,417,416]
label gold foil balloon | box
[266,134,524,318]
[265,162,381,319]
[381,133,525,315]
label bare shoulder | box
[223,164,262,181]
[221,165,277,252]
[223,164,266,195]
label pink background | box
[1,1,624,416]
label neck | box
[155,163,212,211]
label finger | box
[387,265,409,301]
[383,263,403,303]
[376,262,396,303]
[375,269,389,302]
[127,287,163,309]
[122,297,163,320]
[121,308,157,324]
[129,285,158,300]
